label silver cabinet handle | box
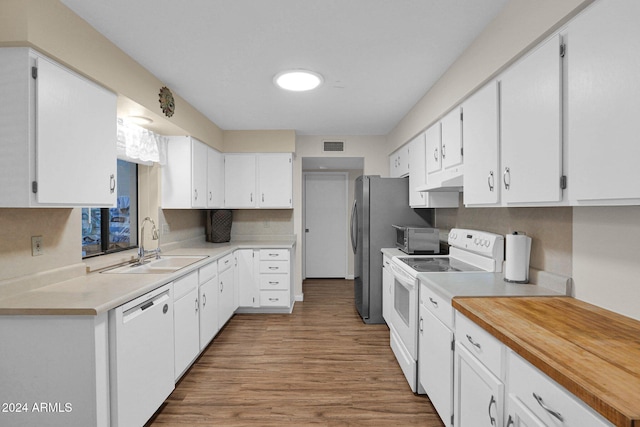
[503,167,511,190]
[533,392,564,422]
[466,334,481,350]
[109,174,116,194]
[506,415,514,427]
[429,297,438,308]
[268,266,279,270]
[209,191,212,201]
[262,193,264,202]
[434,147,438,162]
[220,282,224,293]
[442,144,446,159]
[202,293,207,308]
[419,316,424,333]
[488,171,494,192]
[194,189,198,200]
[195,298,199,313]
[269,298,279,302]
[268,281,279,285]
[269,253,279,257]
[488,395,496,426]
[250,192,253,202]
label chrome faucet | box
[138,217,161,264]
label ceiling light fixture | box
[274,70,323,92]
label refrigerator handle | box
[350,199,358,253]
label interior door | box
[304,173,347,278]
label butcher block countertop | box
[452,296,640,427]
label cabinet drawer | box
[259,261,289,274]
[508,351,613,427]
[259,249,289,261]
[218,253,234,273]
[199,261,217,284]
[455,312,503,376]
[174,270,198,301]
[259,274,289,290]
[259,291,290,307]
[420,282,453,329]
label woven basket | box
[206,209,233,243]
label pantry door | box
[304,173,347,278]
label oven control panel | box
[448,228,504,259]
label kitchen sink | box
[103,255,208,274]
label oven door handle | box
[391,263,415,290]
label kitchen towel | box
[504,232,532,283]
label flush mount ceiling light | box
[274,70,323,92]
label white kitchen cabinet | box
[507,350,613,427]
[419,284,454,426]
[424,108,463,191]
[441,107,463,170]
[259,154,293,208]
[382,255,393,323]
[425,122,442,181]
[236,249,259,307]
[506,395,546,427]
[389,144,410,177]
[224,153,292,208]
[207,147,225,208]
[218,253,236,327]
[173,271,200,380]
[199,261,219,350]
[0,47,117,207]
[463,81,501,206]
[500,33,563,205]
[162,136,209,208]
[409,132,459,208]
[567,0,640,204]
[258,249,291,308]
[454,312,505,427]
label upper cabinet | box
[567,0,640,205]
[0,48,117,207]
[500,34,563,205]
[424,107,464,191]
[389,144,410,178]
[463,81,500,206]
[224,153,293,209]
[206,148,225,208]
[162,136,221,209]
[409,132,459,208]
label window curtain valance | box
[116,118,168,165]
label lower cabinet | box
[236,248,292,311]
[382,255,393,323]
[199,261,219,350]
[218,253,236,327]
[173,271,200,380]
[237,249,259,307]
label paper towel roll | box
[504,232,532,283]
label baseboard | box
[346,274,354,280]
[295,293,304,302]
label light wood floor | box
[147,279,444,426]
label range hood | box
[417,165,464,192]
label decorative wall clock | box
[158,86,175,117]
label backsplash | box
[435,194,572,277]
[230,209,294,239]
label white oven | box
[387,228,504,393]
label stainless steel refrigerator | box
[350,176,434,324]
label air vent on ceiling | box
[323,140,345,152]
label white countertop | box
[419,272,564,303]
[0,239,295,316]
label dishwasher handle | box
[123,291,170,324]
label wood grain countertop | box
[452,296,640,427]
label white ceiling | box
[61,0,507,136]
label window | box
[82,160,138,258]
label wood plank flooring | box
[147,279,444,426]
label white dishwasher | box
[109,283,174,427]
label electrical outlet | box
[31,236,43,256]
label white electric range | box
[387,228,504,392]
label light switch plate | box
[31,236,43,256]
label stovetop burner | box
[398,257,483,273]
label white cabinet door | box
[236,249,258,307]
[409,133,427,207]
[224,154,256,208]
[174,285,199,380]
[199,278,219,350]
[454,343,504,427]
[218,266,235,327]
[191,140,208,208]
[441,107,463,170]
[419,304,453,426]
[258,153,292,208]
[425,122,442,183]
[567,0,640,203]
[500,34,563,204]
[207,147,224,208]
[382,256,393,323]
[463,81,500,206]
[506,395,546,427]
[389,145,410,177]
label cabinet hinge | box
[560,175,567,190]
[31,181,38,194]
[289,158,292,163]
[460,111,463,121]
[31,66,37,80]
[560,43,566,58]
